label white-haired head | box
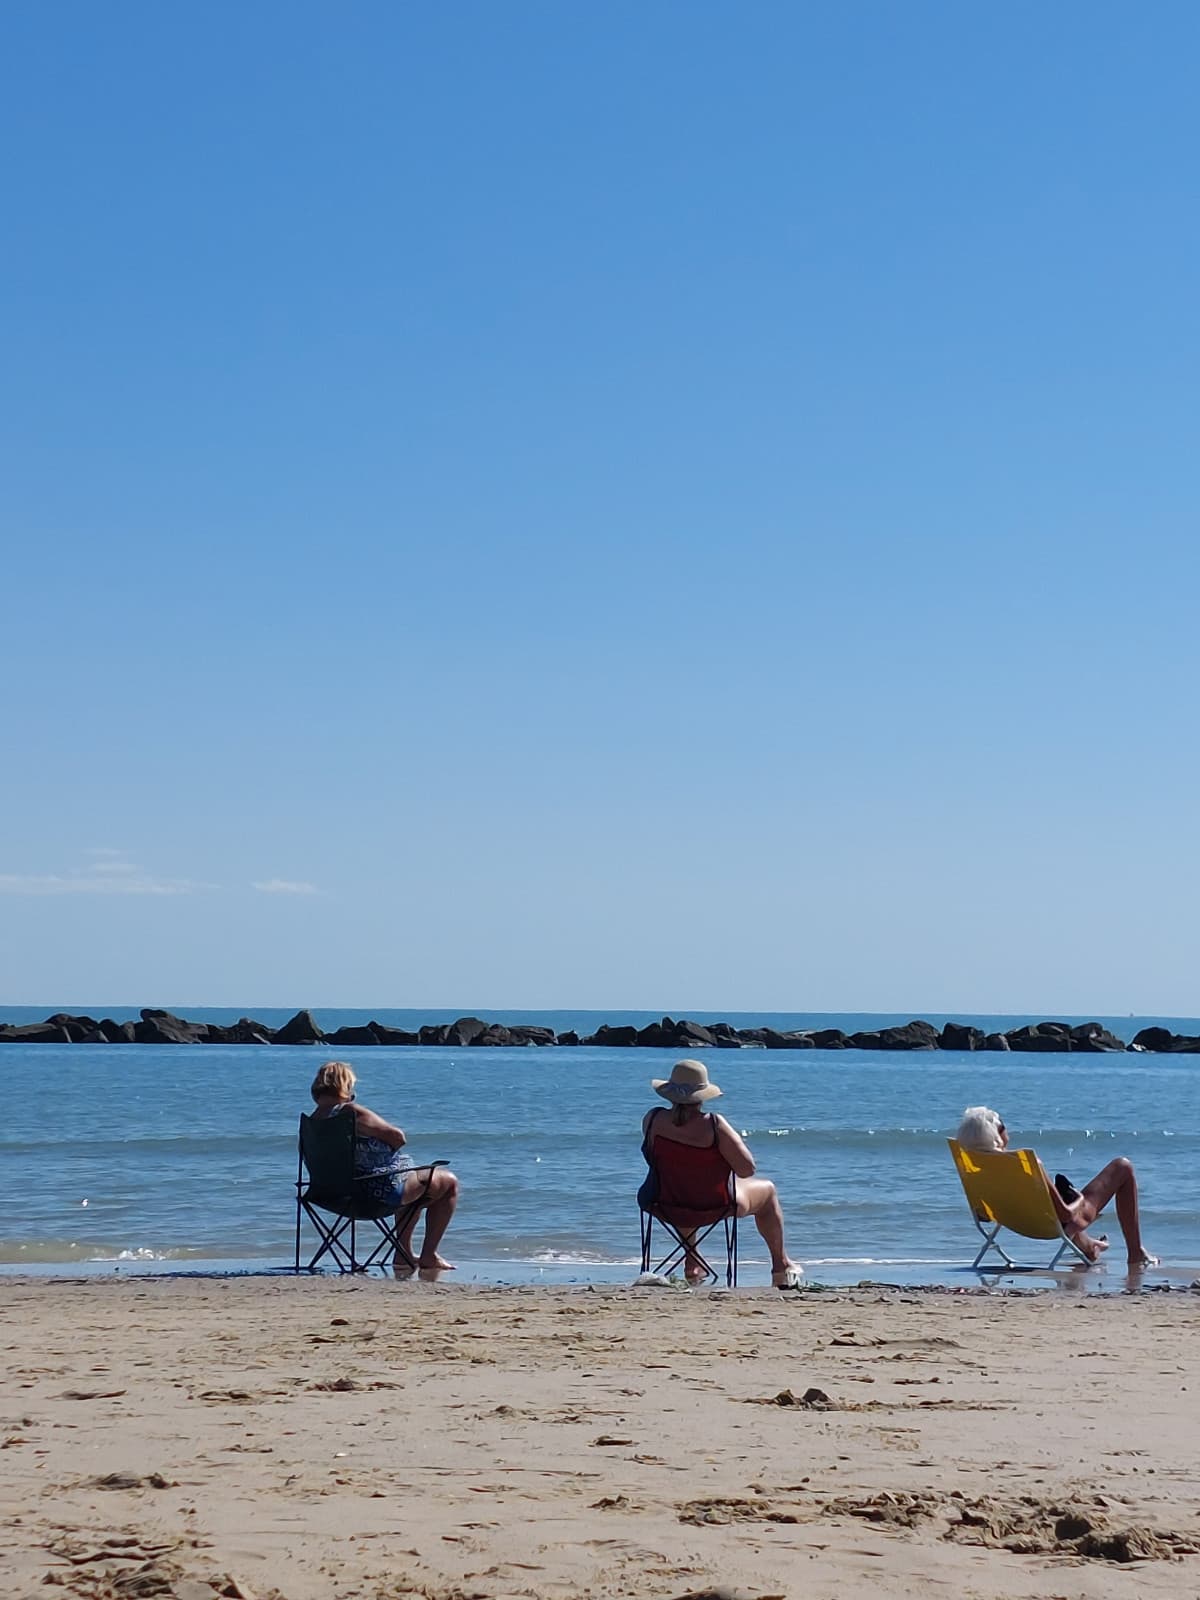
[956,1105,1006,1152]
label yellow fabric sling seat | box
[948,1138,1091,1270]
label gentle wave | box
[4,1125,1193,1160]
[521,1249,642,1266]
[741,1126,1196,1144]
[0,1238,216,1264]
[803,1256,959,1266]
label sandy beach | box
[3,1277,1199,1600]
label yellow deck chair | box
[948,1139,1091,1270]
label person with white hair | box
[955,1105,1156,1267]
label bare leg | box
[393,1169,429,1265]
[679,1229,707,1283]
[393,1169,460,1269]
[735,1177,793,1274]
[395,1206,420,1265]
[415,1168,460,1268]
[1069,1228,1109,1263]
[1078,1158,1156,1266]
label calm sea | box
[3,1008,1199,1288]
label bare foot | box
[1129,1250,1159,1268]
[418,1254,456,1270]
[1074,1231,1109,1263]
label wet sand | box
[2,1275,1199,1599]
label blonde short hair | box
[311,1060,357,1102]
[956,1105,1004,1151]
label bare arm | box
[1039,1162,1081,1229]
[713,1114,756,1179]
[352,1103,407,1149]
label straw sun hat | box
[651,1059,722,1104]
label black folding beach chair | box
[638,1144,739,1288]
[293,1112,446,1273]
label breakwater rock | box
[0,1009,1197,1053]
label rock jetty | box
[0,1009,1195,1053]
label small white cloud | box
[251,878,319,895]
[0,872,213,896]
[0,852,217,895]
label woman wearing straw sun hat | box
[640,1060,802,1289]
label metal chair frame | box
[293,1112,447,1273]
[968,1217,1089,1271]
[640,1202,739,1287]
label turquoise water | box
[2,1009,1199,1287]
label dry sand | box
[2,1275,1199,1600]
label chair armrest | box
[297,1160,450,1197]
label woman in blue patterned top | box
[310,1060,460,1270]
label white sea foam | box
[801,1256,958,1267]
[524,1248,641,1266]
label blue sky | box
[2,3,1197,1012]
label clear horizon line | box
[0,1002,1183,1020]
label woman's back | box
[642,1108,733,1214]
[314,1100,410,1179]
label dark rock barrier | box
[1,1009,1198,1054]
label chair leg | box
[299,1201,327,1271]
[642,1215,733,1285]
[350,1216,360,1272]
[324,1227,354,1273]
[300,1203,423,1276]
[300,1204,359,1274]
[306,1215,343,1272]
[639,1210,736,1287]
[646,1223,695,1281]
[361,1214,407,1270]
[301,1200,436,1275]
[971,1221,1013,1270]
[971,1220,1071,1272]
[294,1151,304,1272]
